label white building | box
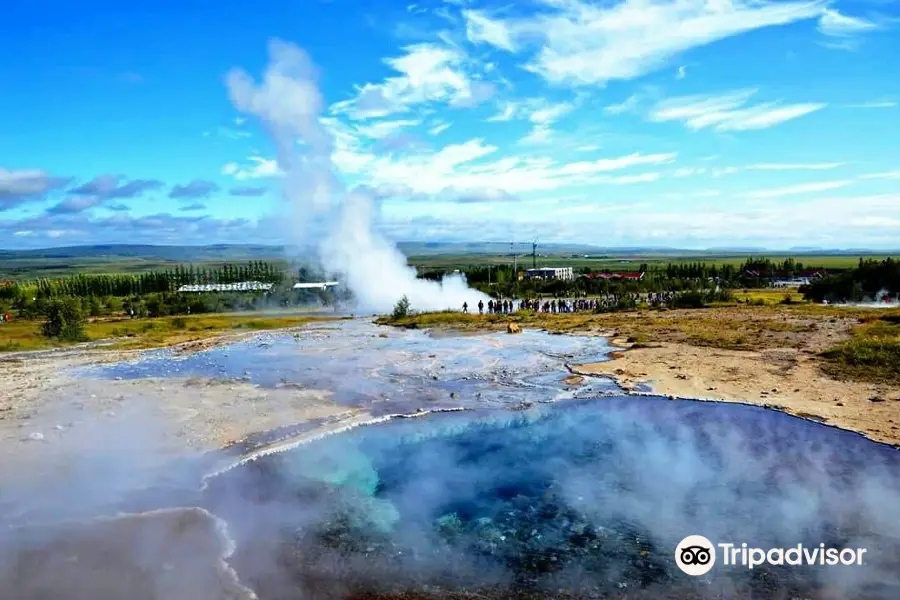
[177,281,273,293]
[772,278,811,288]
[524,267,574,281]
[292,281,340,290]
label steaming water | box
[7,321,900,599]
[226,40,490,314]
[205,397,900,599]
[80,320,623,413]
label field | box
[409,253,895,272]
[1,243,896,279]
[0,313,338,352]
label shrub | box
[171,317,188,329]
[88,296,103,317]
[670,291,707,309]
[392,295,411,320]
[41,297,86,341]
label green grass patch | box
[821,317,900,383]
[0,313,338,353]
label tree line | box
[0,261,284,301]
[802,258,900,303]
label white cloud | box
[530,102,574,125]
[486,101,519,121]
[329,128,676,195]
[739,180,853,199]
[221,156,283,180]
[676,65,687,80]
[428,121,452,135]
[845,100,897,109]
[745,162,844,171]
[861,170,900,180]
[520,126,555,145]
[818,8,878,37]
[518,100,575,144]
[329,43,491,119]
[604,94,641,115]
[354,118,421,139]
[463,9,515,51]
[461,0,825,86]
[649,89,825,131]
[673,162,844,178]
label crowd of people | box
[462,292,686,315]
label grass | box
[408,253,896,272]
[0,313,337,352]
[378,304,826,351]
[732,288,805,305]
[820,314,900,384]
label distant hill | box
[0,244,286,261]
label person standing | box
[478,300,484,314]
[462,302,468,313]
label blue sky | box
[2,0,899,250]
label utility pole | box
[511,241,517,300]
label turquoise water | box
[206,396,900,599]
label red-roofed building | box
[581,271,645,281]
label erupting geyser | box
[226,40,489,314]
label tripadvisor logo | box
[676,535,716,576]
[675,535,868,576]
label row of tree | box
[1,261,285,301]
[802,258,899,302]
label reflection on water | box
[79,320,620,410]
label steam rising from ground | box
[849,289,899,308]
[226,40,488,314]
[206,398,900,599]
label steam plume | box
[226,40,490,313]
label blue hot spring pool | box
[203,395,900,600]
[9,322,899,599]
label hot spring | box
[200,397,900,599]
[4,322,900,600]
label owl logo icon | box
[675,535,716,576]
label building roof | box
[581,271,644,280]
[292,281,340,289]
[177,281,273,293]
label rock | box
[836,402,844,407]
[23,432,44,442]
[869,396,886,403]
[506,322,521,334]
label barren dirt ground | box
[0,341,368,493]
[576,308,900,446]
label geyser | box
[204,397,900,600]
[226,40,489,314]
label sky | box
[2,0,899,251]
